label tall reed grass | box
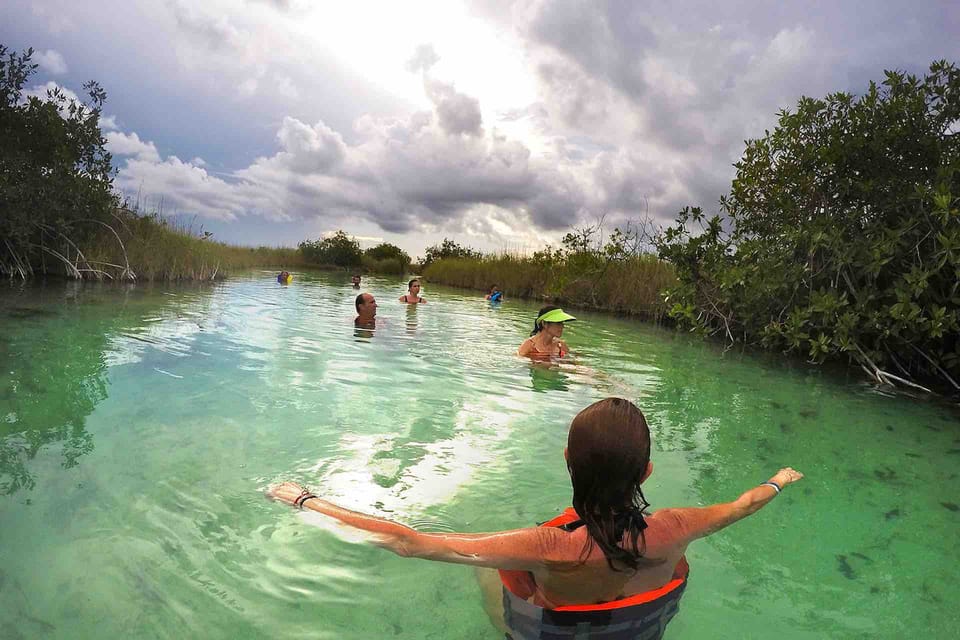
[80,208,307,281]
[424,252,676,320]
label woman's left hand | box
[268,481,309,506]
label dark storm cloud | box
[425,79,483,136]
[208,99,593,234]
[469,0,960,228]
[5,0,958,247]
[529,0,656,99]
[0,0,411,172]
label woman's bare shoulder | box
[533,526,592,566]
[646,507,718,545]
[517,337,534,354]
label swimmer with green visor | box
[518,305,576,359]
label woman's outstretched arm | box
[656,467,804,542]
[269,482,562,570]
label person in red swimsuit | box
[268,398,803,639]
[518,306,575,359]
[399,278,427,304]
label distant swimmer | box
[277,271,292,284]
[354,292,377,329]
[399,278,427,304]
[351,274,362,288]
[518,305,575,358]
[485,284,503,302]
[269,398,804,639]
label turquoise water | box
[0,272,958,639]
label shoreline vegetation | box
[422,229,676,322]
[0,46,407,282]
[3,41,958,394]
[0,46,305,282]
[71,205,309,281]
[425,254,674,320]
[425,62,960,396]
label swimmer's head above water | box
[401,279,426,303]
[518,306,576,358]
[566,398,652,571]
[531,305,576,337]
[355,292,377,323]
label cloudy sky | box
[3,1,958,257]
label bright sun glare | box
[292,0,538,127]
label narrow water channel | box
[1,273,957,639]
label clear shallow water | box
[0,272,958,639]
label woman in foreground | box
[269,398,803,639]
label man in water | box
[351,274,361,288]
[354,292,377,329]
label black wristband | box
[294,491,318,509]
[761,481,781,494]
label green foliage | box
[420,238,481,268]
[424,222,675,319]
[0,45,120,277]
[364,242,409,263]
[0,43,303,281]
[361,255,403,274]
[657,60,960,391]
[363,242,410,273]
[298,230,362,267]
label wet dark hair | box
[531,305,560,336]
[408,278,420,290]
[355,293,367,313]
[567,398,660,572]
[489,284,499,291]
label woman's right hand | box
[770,467,804,488]
[268,481,310,506]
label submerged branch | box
[853,342,934,393]
[35,223,100,279]
[910,343,960,391]
[33,243,82,279]
[3,239,32,279]
[875,369,933,394]
[76,268,113,279]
